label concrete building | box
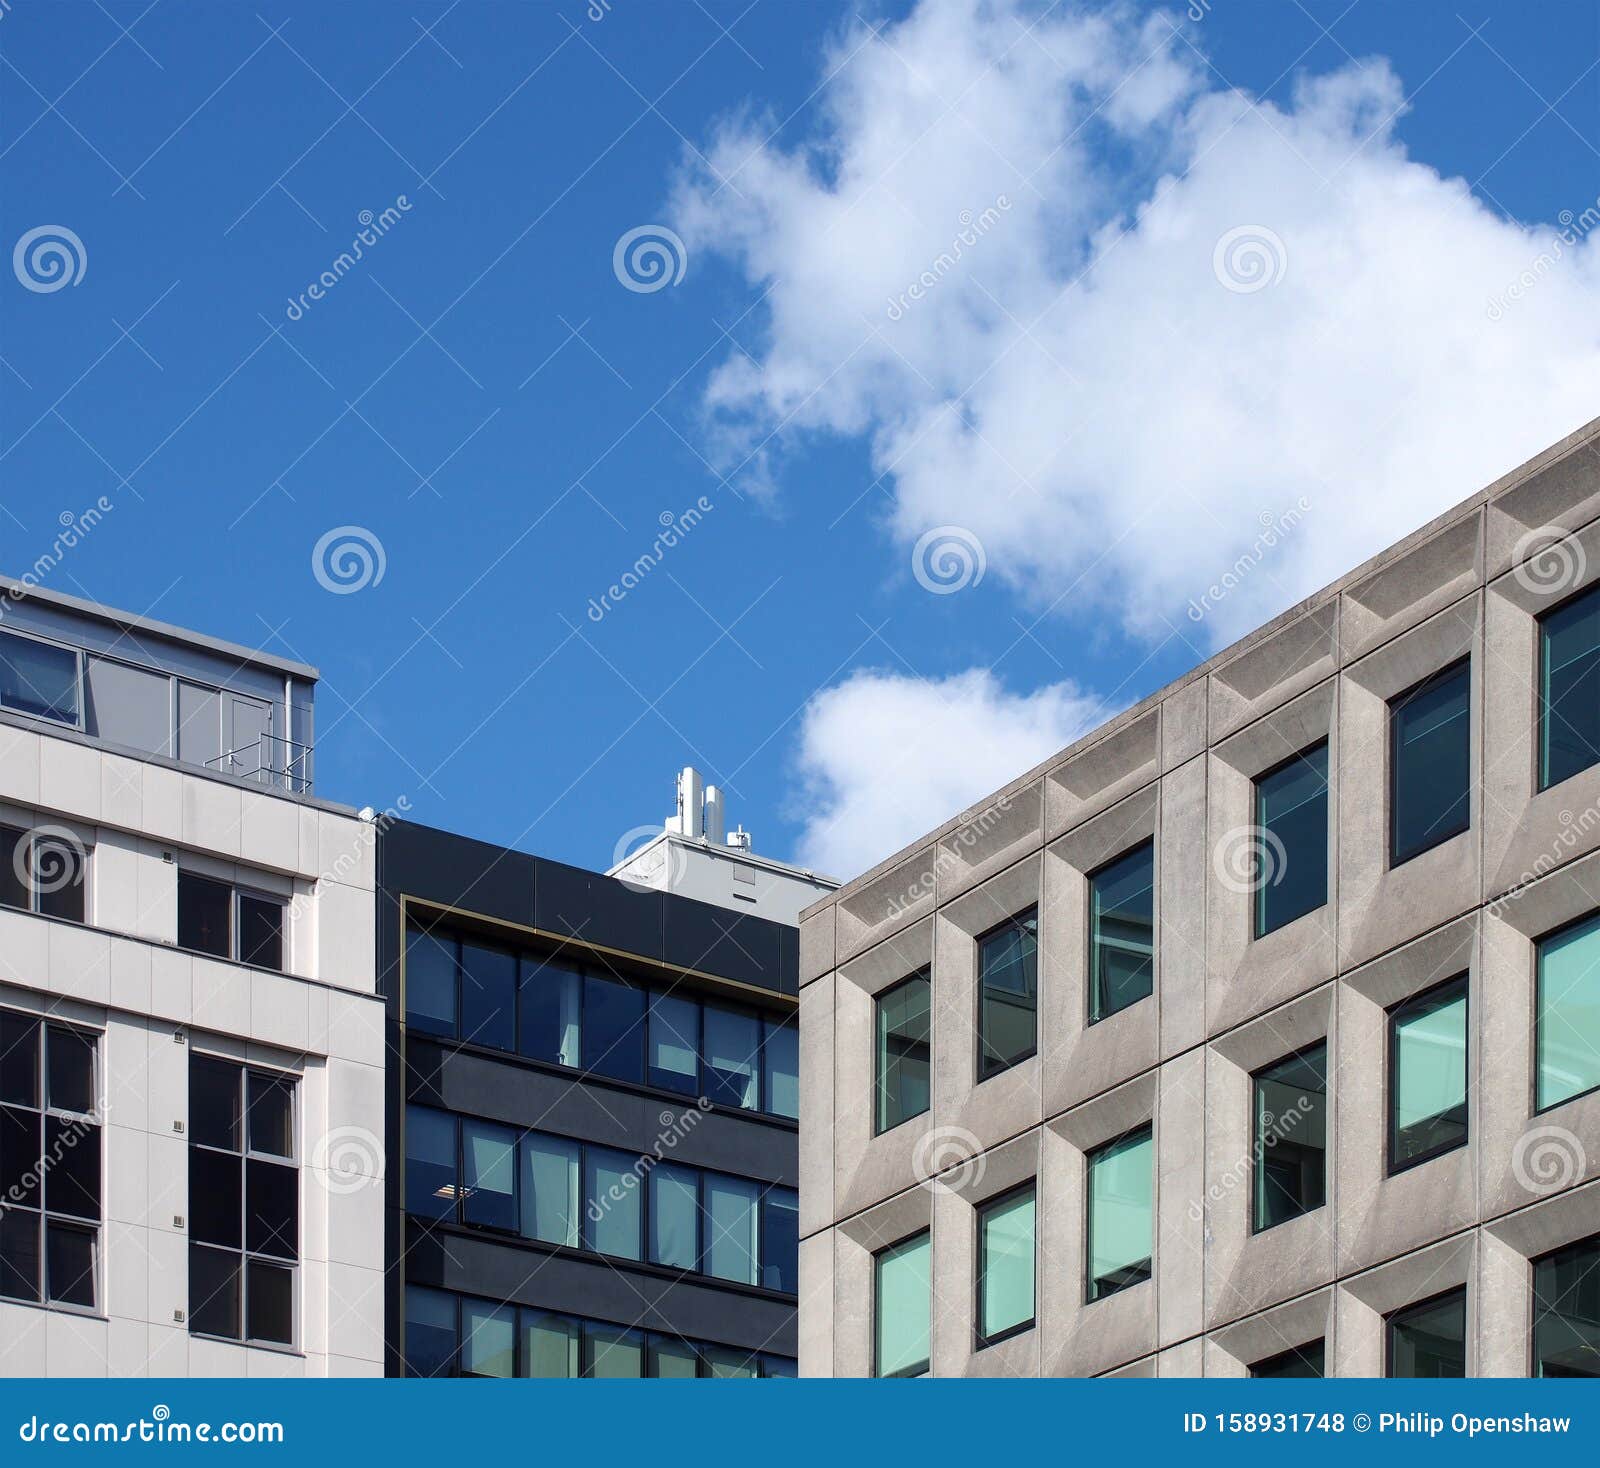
[0,576,385,1376]
[798,418,1600,1378]
[382,780,836,1377]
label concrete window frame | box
[1204,1286,1334,1378]
[828,1185,934,1379]
[1333,1231,1476,1376]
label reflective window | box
[648,993,699,1095]
[584,1147,643,1260]
[405,927,457,1039]
[1087,1126,1153,1302]
[1088,842,1154,1023]
[1387,1289,1467,1377]
[1251,1341,1324,1377]
[524,1311,581,1379]
[704,1347,757,1378]
[977,909,1037,1079]
[461,1300,515,1378]
[650,1337,700,1379]
[522,1132,579,1247]
[462,1120,518,1232]
[404,1105,457,1222]
[1540,583,1600,790]
[586,1323,644,1379]
[460,942,516,1052]
[583,974,645,1083]
[519,955,580,1067]
[237,893,283,971]
[1537,913,1600,1110]
[1389,978,1468,1170]
[704,1174,760,1284]
[0,631,79,725]
[405,1287,457,1377]
[1253,1044,1327,1231]
[874,1231,930,1378]
[0,827,87,925]
[1533,1234,1600,1378]
[649,1162,699,1270]
[763,1019,799,1120]
[761,1187,798,1294]
[875,972,930,1134]
[977,1184,1035,1345]
[1390,662,1471,865]
[1253,743,1328,937]
[179,872,285,971]
[704,1006,759,1110]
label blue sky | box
[2,0,1597,882]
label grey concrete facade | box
[798,415,1600,1378]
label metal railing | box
[204,733,313,794]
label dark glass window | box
[1390,662,1470,865]
[763,1019,799,1119]
[1540,582,1600,791]
[977,1183,1036,1345]
[1536,912,1600,1111]
[0,1012,38,1106]
[0,826,86,924]
[582,974,645,1083]
[1250,1340,1324,1377]
[518,955,580,1066]
[47,1027,95,1115]
[586,1323,644,1378]
[703,1005,759,1109]
[459,942,516,1052]
[0,630,79,725]
[1253,1044,1327,1231]
[1253,743,1328,937]
[1388,1289,1467,1377]
[405,1286,457,1378]
[178,872,231,959]
[462,1120,518,1232]
[977,908,1037,1080]
[1533,1234,1600,1377]
[186,1055,297,1346]
[875,972,931,1133]
[405,927,457,1039]
[405,1106,457,1222]
[1088,842,1154,1023]
[647,992,698,1094]
[237,894,283,971]
[1087,1126,1153,1302]
[0,828,26,912]
[761,1186,799,1294]
[1389,977,1468,1170]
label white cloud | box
[791,668,1106,879]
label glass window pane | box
[1253,1045,1327,1230]
[978,910,1037,1078]
[1251,1341,1325,1377]
[649,1337,700,1378]
[583,1147,643,1260]
[648,993,699,1095]
[237,894,283,971]
[1541,583,1600,790]
[1087,1126,1153,1301]
[46,1026,94,1115]
[703,1006,759,1110]
[0,1012,38,1107]
[0,1207,40,1302]
[704,1174,760,1284]
[245,1157,298,1260]
[188,1148,241,1247]
[0,631,79,724]
[462,1121,518,1232]
[1391,980,1468,1168]
[405,1286,457,1377]
[762,1187,798,1293]
[704,1347,757,1378]
[405,926,457,1039]
[1533,1235,1600,1378]
[1390,663,1471,864]
[649,1162,698,1270]
[763,1355,797,1378]
[179,872,232,959]
[189,1243,240,1340]
[978,1186,1035,1342]
[405,1105,458,1221]
[518,956,580,1067]
[30,837,85,924]
[44,1116,100,1221]
[521,1132,579,1247]
[189,1054,240,1151]
[1537,914,1600,1110]
[582,974,644,1083]
[246,1259,293,1345]
[874,1231,930,1377]
[586,1324,644,1378]
[0,828,25,913]
[1254,743,1328,936]
[460,942,516,1052]
[522,1310,580,1378]
[763,1019,799,1119]
[1089,843,1155,1023]
[0,1106,40,1210]
[246,1072,294,1158]
[875,973,930,1134]
[461,1300,515,1377]
[1388,1290,1466,1377]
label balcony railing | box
[204,733,313,795]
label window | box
[0,1013,100,1311]
[648,993,698,1094]
[404,1104,457,1221]
[0,825,86,924]
[406,926,457,1038]
[1387,1289,1466,1377]
[976,1184,1035,1346]
[1539,582,1600,790]
[875,971,931,1134]
[461,1120,517,1232]
[459,942,515,1052]
[0,630,80,726]
[874,1231,930,1377]
[586,1324,644,1378]
[522,1132,580,1247]
[1536,913,1600,1111]
[526,1311,581,1378]
[519,955,580,1067]
[1088,841,1154,1023]
[178,871,284,971]
[583,974,645,1083]
[977,908,1037,1079]
[761,1186,798,1293]
[1533,1234,1600,1377]
[187,1054,297,1346]
[1253,1044,1327,1231]
[1253,742,1328,937]
[405,1286,458,1378]
[462,1299,516,1377]
[703,1173,760,1284]
[1390,661,1471,866]
[763,1019,799,1120]
[1389,977,1468,1170]
[1086,1126,1153,1302]
[703,1006,759,1109]
[649,1162,698,1270]
[1250,1341,1324,1377]
[584,1147,643,1260]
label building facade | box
[0,577,385,1376]
[381,805,833,1378]
[798,419,1600,1378]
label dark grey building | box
[379,818,804,1377]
